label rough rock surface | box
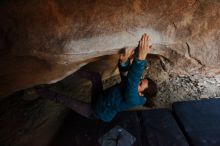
[0,91,69,146]
[0,1,220,146]
[1,0,220,97]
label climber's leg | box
[77,69,104,105]
[35,87,93,118]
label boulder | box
[0,0,219,97]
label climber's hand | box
[119,47,134,63]
[138,34,151,60]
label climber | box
[35,33,157,122]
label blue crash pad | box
[107,109,188,146]
[50,109,189,146]
[138,109,188,146]
[173,98,220,146]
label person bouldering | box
[34,33,158,122]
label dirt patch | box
[155,74,220,108]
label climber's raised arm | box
[124,34,150,105]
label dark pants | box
[35,70,103,118]
[88,71,104,106]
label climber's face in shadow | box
[138,79,148,96]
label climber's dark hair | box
[142,77,158,108]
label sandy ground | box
[155,74,220,108]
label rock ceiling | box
[0,0,219,97]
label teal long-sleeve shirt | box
[92,58,148,122]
